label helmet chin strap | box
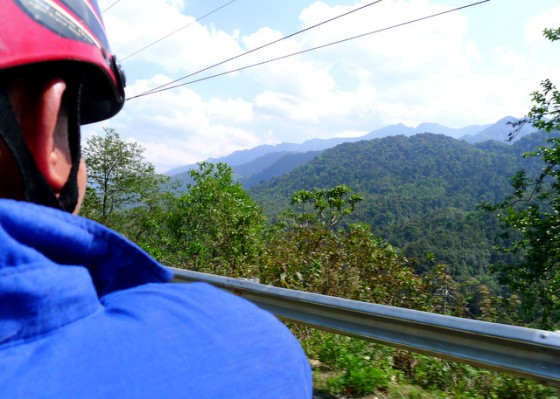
[0,80,83,213]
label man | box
[0,1,312,397]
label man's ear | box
[24,79,70,194]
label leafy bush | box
[327,365,390,396]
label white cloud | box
[100,76,272,172]
[207,97,254,124]
[103,0,242,74]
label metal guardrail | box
[171,268,560,387]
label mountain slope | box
[249,132,548,278]
[240,151,322,188]
[251,133,527,215]
[171,150,323,189]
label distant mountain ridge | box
[462,116,536,143]
[361,121,491,141]
[164,137,351,176]
[167,116,537,189]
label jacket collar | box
[0,199,172,345]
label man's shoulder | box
[2,281,312,398]
[103,281,294,343]
[99,281,314,397]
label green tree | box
[262,186,431,310]
[81,128,170,240]
[484,27,560,329]
[289,185,363,229]
[167,162,266,276]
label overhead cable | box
[135,0,384,97]
[128,0,490,100]
[121,0,237,62]
[102,0,123,13]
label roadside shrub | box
[327,364,390,396]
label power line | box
[102,0,123,13]
[121,0,237,62]
[136,0,384,97]
[128,0,490,100]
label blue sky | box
[92,0,560,172]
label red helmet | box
[0,0,126,124]
[0,0,126,213]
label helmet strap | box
[0,78,84,213]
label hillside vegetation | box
[250,132,546,282]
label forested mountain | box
[249,132,547,279]
[166,116,534,180]
[166,121,544,282]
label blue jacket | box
[0,200,312,398]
